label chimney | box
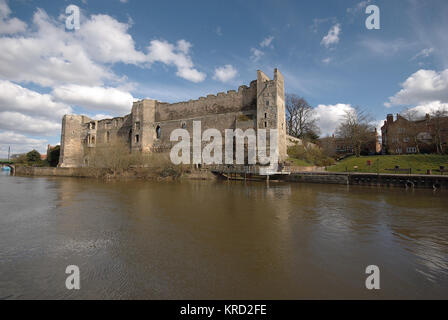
[386,114,393,124]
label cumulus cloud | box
[250,48,264,62]
[322,57,331,64]
[213,65,237,83]
[0,80,71,120]
[405,101,448,117]
[52,85,135,114]
[385,69,448,107]
[78,14,147,64]
[0,131,48,158]
[0,9,114,87]
[314,103,354,136]
[146,39,206,83]
[0,6,205,87]
[260,36,274,48]
[0,112,60,135]
[321,23,341,48]
[0,0,27,35]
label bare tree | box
[335,107,374,157]
[431,107,448,154]
[286,94,320,140]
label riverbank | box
[285,171,448,190]
[14,166,217,181]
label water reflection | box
[0,175,447,299]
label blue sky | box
[0,0,447,157]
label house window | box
[156,125,161,139]
[406,147,416,153]
[135,134,140,143]
[403,137,409,143]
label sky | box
[0,0,447,158]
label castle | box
[59,69,288,168]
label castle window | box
[156,125,161,139]
[135,134,140,143]
[106,131,110,143]
[264,112,267,119]
[266,101,269,107]
[91,135,95,144]
[264,121,267,128]
[90,122,96,130]
[181,122,186,129]
[135,121,140,130]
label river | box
[0,171,447,299]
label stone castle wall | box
[59,69,287,168]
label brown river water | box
[0,170,447,299]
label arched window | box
[156,125,161,139]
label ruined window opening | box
[135,134,140,143]
[135,121,141,130]
[266,101,269,107]
[156,125,161,139]
[264,113,267,119]
[91,135,95,144]
[264,121,267,128]
[106,131,110,143]
[181,122,186,129]
[91,122,96,130]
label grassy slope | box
[327,154,448,174]
[286,157,314,166]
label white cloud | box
[0,80,71,120]
[250,48,264,62]
[213,64,237,83]
[0,9,114,87]
[78,14,147,64]
[260,36,274,48]
[385,69,448,107]
[52,85,135,114]
[322,57,331,64]
[0,131,48,158]
[0,0,27,35]
[321,24,340,48]
[146,39,206,83]
[0,112,60,135]
[411,47,434,61]
[406,101,448,117]
[314,103,354,136]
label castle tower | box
[256,69,287,162]
[131,99,157,153]
[59,115,91,167]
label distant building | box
[318,129,381,157]
[381,113,448,154]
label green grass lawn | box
[327,154,448,174]
[286,157,314,167]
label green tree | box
[47,146,60,167]
[26,150,41,163]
